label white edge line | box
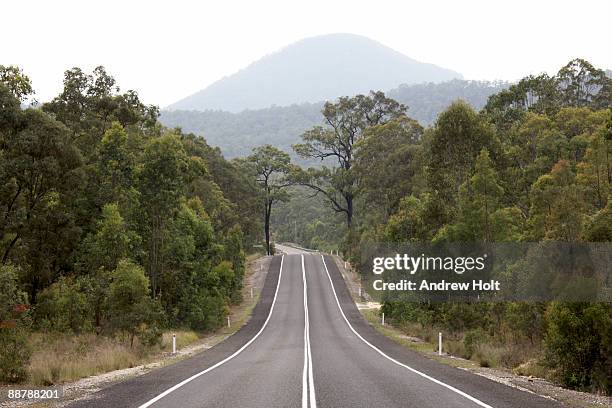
[320,255,494,408]
[138,255,285,408]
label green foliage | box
[1,66,255,361]
[294,91,406,247]
[0,264,31,383]
[80,203,139,272]
[159,79,509,161]
[426,101,498,215]
[464,328,489,359]
[544,303,611,392]
[245,144,293,255]
[0,65,34,102]
[107,260,164,347]
[35,277,92,333]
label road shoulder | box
[331,255,610,408]
[1,255,278,408]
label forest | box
[0,65,263,383]
[272,58,611,394]
[1,58,610,395]
[159,79,509,161]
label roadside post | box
[172,333,176,354]
[439,332,442,356]
[382,312,385,326]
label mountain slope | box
[160,79,508,160]
[168,33,462,112]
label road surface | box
[69,251,563,408]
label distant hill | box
[168,33,462,112]
[160,79,508,160]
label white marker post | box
[358,285,362,298]
[250,287,253,299]
[172,333,176,354]
[381,312,385,326]
[227,316,231,328]
[438,332,442,356]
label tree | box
[0,108,83,301]
[426,101,498,226]
[0,65,34,102]
[293,91,406,233]
[34,276,92,333]
[246,145,292,255]
[42,66,158,157]
[577,126,611,210]
[432,149,519,242]
[544,302,611,392]
[77,203,140,329]
[384,195,427,242]
[139,134,194,295]
[107,260,164,347]
[97,122,138,211]
[354,116,424,219]
[584,199,612,241]
[527,160,585,241]
[557,59,612,109]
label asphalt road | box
[69,252,564,408]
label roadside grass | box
[27,330,200,386]
[361,308,547,372]
[23,253,265,386]
[361,309,478,370]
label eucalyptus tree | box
[293,91,406,234]
[246,145,292,255]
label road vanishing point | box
[69,245,563,408]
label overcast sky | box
[4,0,611,107]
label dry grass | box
[24,255,265,386]
[161,330,199,351]
[26,330,201,386]
[28,334,141,385]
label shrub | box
[0,328,32,382]
[181,289,228,331]
[34,276,92,333]
[107,260,165,347]
[463,328,489,359]
[544,302,611,393]
[0,264,31,383]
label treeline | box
[0,66,262,382]
[291,59,611,393]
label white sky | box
[4,0,611,107]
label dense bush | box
[35,277,92,333]
[0,265,31,382]
[107,260,165,347]
[0,65,258,375]
[544,302,611,392]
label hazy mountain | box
[160,79,507,160]
[168,33,462,112]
